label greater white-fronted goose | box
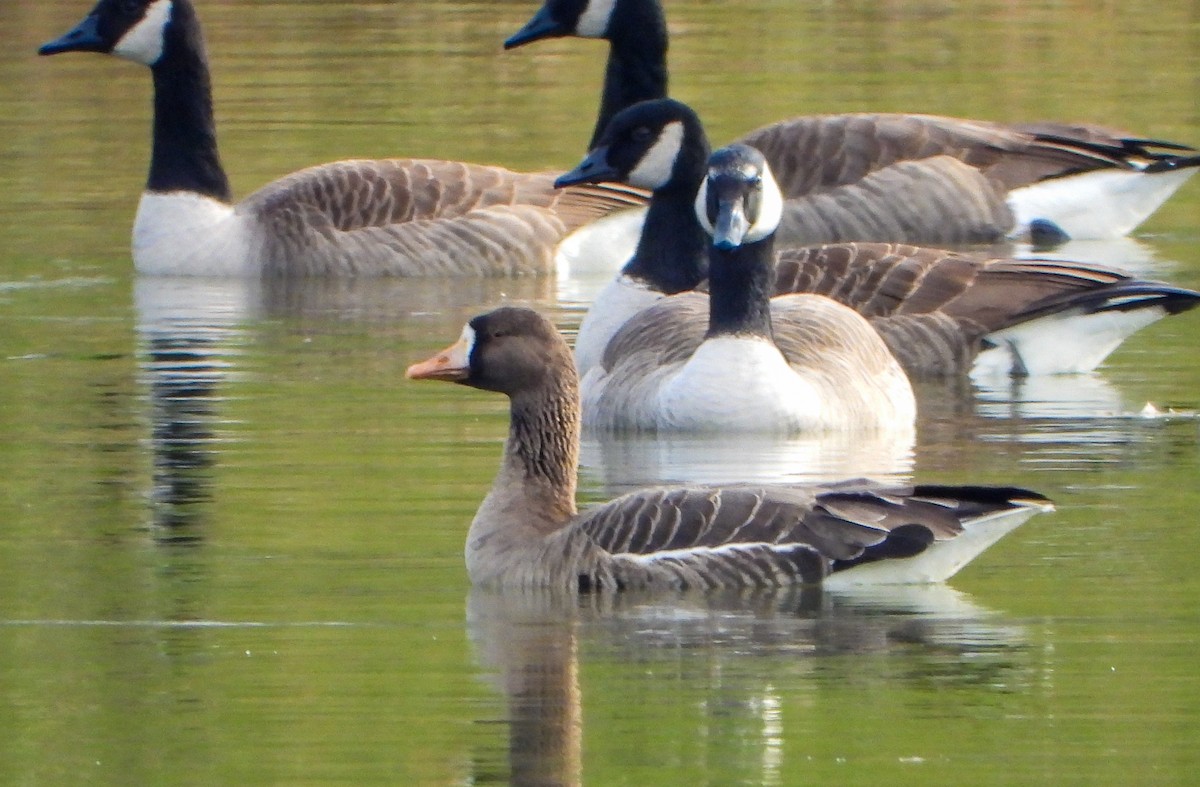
[38,0,645,277]
[578,144,916,432]
[406,306,1053,591]
[506,0,1199,245]
[555,99,1200,379]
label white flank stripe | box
[114,0,173,66]
[624,541,785,564]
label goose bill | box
[406,337,471,382]
[38,13,105,55]
[555,147,621,188]
[712,195,751,250]
[504,5,567,49]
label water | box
[3,0,1200,783]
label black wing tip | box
[911,484,1054,507]
[1145,154,1200,174]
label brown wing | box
[773,156,1012,246]
[572,482,1040,587]
[739,113,1187,197]
[771,244,1147,329]
[597,292,710,372]
[239,159,647,276]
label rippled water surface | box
[3,0,1200,783]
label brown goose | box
[506,0,1200,245]
[406,306,1053,591]
[38,0,645,277]
[554,99,1200,379]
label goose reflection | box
[466,583,1027,786]
[913,370,1199,477]
[135,275,560,541]
[136,277,260,541]
[578,429,915,497]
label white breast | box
[654,337,827,432]
[132,192,256,276]
[574,275,665,376]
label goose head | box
[505,0,632,47]
[555,98,709,194]
[39,0,184,67]
[695,144,784,250]
[406,307,576,398]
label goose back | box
[769,243,1200,377]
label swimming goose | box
[38,0,645,277]
[406,306,1053,591]
[556,99,1200,379]
[579,144,916,432]
[506,0,1200,244]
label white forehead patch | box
[113,0,173,66]
[744,162,784,243]
[576,0,618,37]
[626,121,684,191]
[458,323,478,362]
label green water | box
[3,0,1200,784]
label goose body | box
[507,0,1199,244]
[577,145,916,432]
[556,99,1200,379]
[39,0,644,277]
[406,307,1053,591]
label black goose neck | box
[146,1,230,201]
[590,3,669,148]
[623,181,707,294]
[507,376,580,497]
[706,237,776,339]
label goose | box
[506,0,1200,245]
[555,99,1200,379]
[38,0,645,277]
[579,143,916,432]
[405,306,1054,591]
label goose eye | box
[631,126,653,143]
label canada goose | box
[506,0,1200,244]
[406,306,1054,590]
[38,0,645,277]
[578,144,917,432]
[555,99,1200,379]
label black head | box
[555,98,709,193]
[39,0,178,66]
[407,308,574,397]
[505,0,614,49]
[695,144,783,249]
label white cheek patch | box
[627,121,684,191]
[576,0,618,37]
[113,0,173,65]
[693,179,714,234]
[743,164,784,243]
